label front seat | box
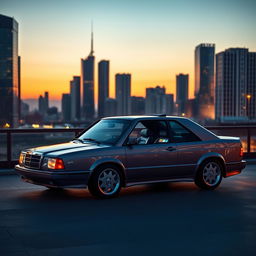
[137,129,154,144]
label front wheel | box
[195,160,223,190]
[88,165,122,198]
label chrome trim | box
[126,163,196,170]
[15,165,90,175]
[126,178,194,187]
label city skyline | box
[1,0,256,101]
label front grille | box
[24,152,42,169]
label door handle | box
[166,146,176,151]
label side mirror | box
[126,137,137,146]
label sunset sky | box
[1,0,256,105]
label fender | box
[88,158,126,183]
[194,152,226,176]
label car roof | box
[102,115,188,121]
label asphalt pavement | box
[0,165,256,256]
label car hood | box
[29,141,108,155]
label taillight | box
[240,147,243,157]
[47,158,65,169]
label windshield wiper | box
[73,138,84,143]
[82,138,101,144]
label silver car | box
[15,116,246,198]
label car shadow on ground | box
[18,182,205,202]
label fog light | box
[48,158,65,169]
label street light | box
[246,94,252,120]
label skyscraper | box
[195,43,215,120]
[145,86,166,114]
[61,93,71,122]
[215,48,256,123]
[70,76,81,121]
[81,27,95,120]
[115,74,131,116]
[165,94,174,115]
[0,14,19,127]
[98,60,109,118]
[176,74,188,115]
[131,96,145,115]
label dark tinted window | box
[128,120,169,145]
[169,121,200,143]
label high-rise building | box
[70,76,81,121]
[81,28,95,120]
[98,60,109,118]
[145,86,166,114]
[216,48,256,123]
[18,56,21,122]
[38,91,49,118]
[105,98,117,117]
[0,14,19,127]
[131,96,145,115]
[165,94,174,115]
[115,74,131,116]
[176,74,188,115]
[195,43,215,120]
[61,93,71,122]
[44,91,49,110]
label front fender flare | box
[88,158,126,184]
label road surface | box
[0,165,256,256]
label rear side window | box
[169,121,200,143]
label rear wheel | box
[195,160,223,190]
[88,165,122,198]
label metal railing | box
[0,126,256,168]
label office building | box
[145,86,166,114]
[105,98,117,117]
[38,91,49,118]
[98,60,109,118]
[195,43,215,119]
[115,73,131,115]
[176,74,188,115]
[131,96,145,115]
[216,48,256,123]
[61,93,71,122]
[165,94,174,115]
[70,76,81,121]
[81,28,95,120]
[0,14,19,127]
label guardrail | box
[0,126,256,168]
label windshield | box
[78,119,131,145]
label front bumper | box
[15,165,90,188]
[225,160,246,177]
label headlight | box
[19,152,26,165]
[47,158,65,169]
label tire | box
[88,164,122,198]
[195,159,223,190]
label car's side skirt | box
[125,177,194,187]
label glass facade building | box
[98,60,109,118]
[0,14,19,127]
[195,43,215,120]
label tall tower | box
[215,48,256,123]
[176,74,189,115]
[70,76,81,121]
[195,43,215,120]
[81,25,95,120]
[0,14,19,127]
[115,74,131,116]
[98,60,110,118]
